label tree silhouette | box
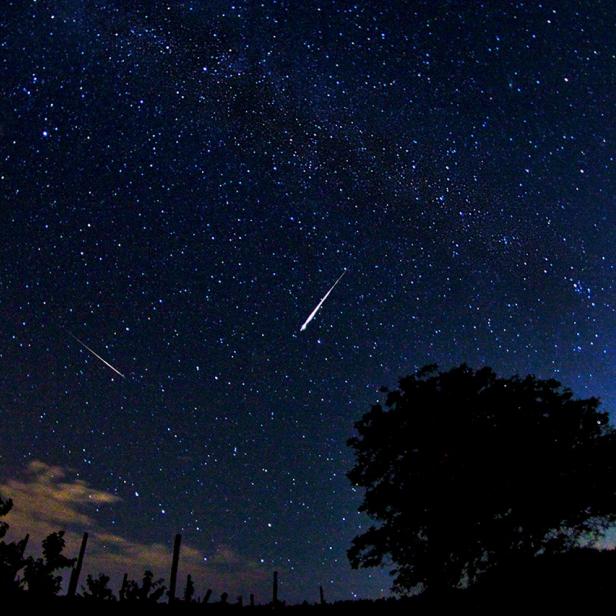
[0,495,28,595]
[347,364,616,595]
[23,531,75,597]
[124,570,166,603]
[472,546,616,606]
[81,573,115,601]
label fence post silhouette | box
[250,593,255,607]
[319,584,326,605]
[168,533,182,602]
[273,570,278,605]
[67,532,89,597]
[203,588,212,604]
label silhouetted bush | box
[0,495,28,596]
[23,531,75,597]
[183,573,195,603]
[123,569,166,603]
[81,572,115,601]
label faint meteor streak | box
[300,270,347,332]
[68,332,126,379]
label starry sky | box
[1,0,615,604]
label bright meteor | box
[300,270,347,332]
[68,332,126,379]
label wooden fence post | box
[67,532,88,597]
[273,570,279,605]
[168,533,182,602]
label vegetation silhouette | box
[81,573,115,601]
[1,364,616,610]
[466,546,616,608]
[0,496,28,597]
[124,569,166,602]
[23,531,74,597]
[347,363,616,596]
[183,573,195,603]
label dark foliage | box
[81,572,115,601]
[469,546,616,607]
[0,495,28,595]
[347,364,616,594]
[23,531,75,597]
[0,496,11,539]
[183,573,195,603]
[124,569,166,602]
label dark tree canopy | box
[347,364,616,594]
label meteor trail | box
[68,332,126,379]
[300,270,346,332]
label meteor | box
[300,270,346,332]
[68,332,126,379]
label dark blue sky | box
[1,0,615,603]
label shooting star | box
[68,332,126,379]
[300,270,347,332]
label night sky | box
[1,0,615,604]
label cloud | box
[0,460,268,599]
